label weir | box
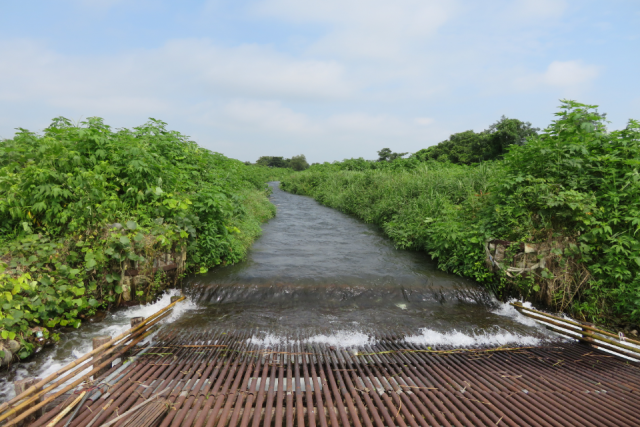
[3,299,640,427]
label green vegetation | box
[255,154,309,171]
[377,148,408,162]
[0,117,288,358]
[282,101,640,328]
[413,116,539,164]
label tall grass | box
[282,162,496,286]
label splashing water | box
[0,290,197,401]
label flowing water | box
[175,183,549,345]
[0,182,555,401]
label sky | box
[0,0,639,163]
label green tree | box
[289,154,309,171]
[413,117,539,164]
[377,148,408,162]
[256,156,288,168]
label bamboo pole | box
[543,325,640,361]
[1,296,182,425]
[511,302,640,346]
[0,307,173,424]
[514,304,640,356]
[45,391,85,427]
[0,296,184,415]
[98,387,170,427]
[3,327,154,427]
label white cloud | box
[210,100,422,140]
[513,60,600,92]
[542,60,600,87]
[0,38,352,114]
[255,0,455,59]
[326,113,410,136]
[190,99,450,162]
[159,40,351,99]
[220,100,317,134]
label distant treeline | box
[250,155,310,171]
[413,116,539,164]
[308,116,540,172]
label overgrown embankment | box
[282,101,640,330]
[0,117,289,359]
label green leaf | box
[115,285,123,294]
[133,233,144,242]
[126,220,137,230]
[120,236,130,245]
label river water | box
[0,182,554,401]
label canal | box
[0,182,553,401]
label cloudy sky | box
[1,1,638,163]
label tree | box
[289,154,309,171]
[377,148,408,162]
[412,116,539,165]
[256,156,288,168]
[254,154,309,170]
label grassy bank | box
[0,117,289,359]
[282,101,640,330]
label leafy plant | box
[0,117,285,357]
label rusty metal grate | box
[29,330,640,427]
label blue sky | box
[1,0,639,162]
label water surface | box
[176,183,548,344]
[0,182,552,401]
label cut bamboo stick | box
[513,302,640,356]
[0,309,171,425]
[45,391,85,427]
[98,387,170,427]
[511,302,640,346]
[0,296,184,416]
[3,330,152,427]
[2,301,178,427]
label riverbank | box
[0,117,288,361]
[282,101,640,332]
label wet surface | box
[0,182,554,401]
[175,183,549,344]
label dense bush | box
[0,117,288,356]
[412,116,539,164]
[255,154,309,171]
[282,101,640,327]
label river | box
[0,182,553,401]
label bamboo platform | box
[4,298,640,427]
[20,330,640,427]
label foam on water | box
[492,300,541,328]
[404,327,542,348]
[0,290,195,401]
[306,331,375,347]
[247,330,375,348]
